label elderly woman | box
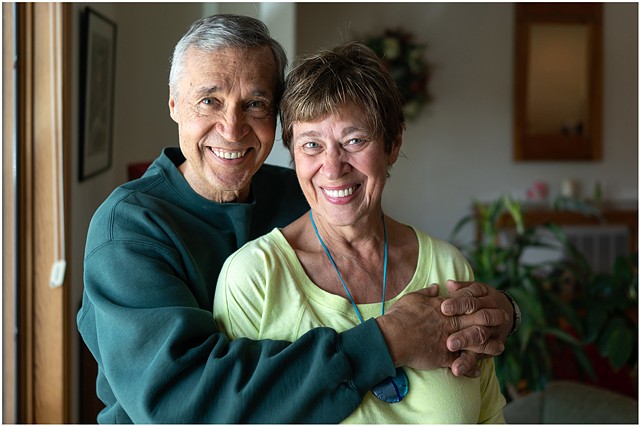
[213,41,506,423]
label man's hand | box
[441,280,514,376]
[375,284,508,376]
[442,280,513,350]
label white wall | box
[293,2,638,244]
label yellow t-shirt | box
[214,226,506,424]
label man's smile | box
[211,147,249,160]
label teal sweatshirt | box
[77,147,395,423]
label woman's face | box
[292,103,402,227]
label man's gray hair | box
[169,14,287,102]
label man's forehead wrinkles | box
[251,89,271,99]
[190,84,273,101]
[194,86,220,96]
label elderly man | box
[77,14,517,423]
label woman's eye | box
[344,138,368,151]
[298,141,323,155]
[303,141,319,149]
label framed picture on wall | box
[79,7,117,181]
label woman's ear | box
[389,133,403,165]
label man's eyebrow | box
[194,86,220,97]
[193,87,272,100]
[249,89,272,100]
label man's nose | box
[215,105,249,142]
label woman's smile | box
[321,184,360,201]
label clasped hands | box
[376,280,513,378]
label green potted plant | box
[531,213,638,397]
[450,195,596,399]
[568,245,638,374]
[583,255,637,370]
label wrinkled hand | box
[375,283,508,376]
[441,280,513,376]
[376,285,453,371]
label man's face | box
[169,46,278,202]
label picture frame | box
[79,8,117,181]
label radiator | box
[564,225,630,274]
[518,225,630,275]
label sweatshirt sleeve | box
[78,237,396,424]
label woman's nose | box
[322,148,348,180]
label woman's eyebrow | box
[297,130,321,138]
[341,126,366,136]
[296,127,368,140]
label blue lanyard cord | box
[311,211,409,405]
[309,210,389,323]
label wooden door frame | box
[3,3,18,420]
[3,3,72,423]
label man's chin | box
[206,173,253,202]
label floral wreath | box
[363,28,432,120]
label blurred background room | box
[3,2,637,423]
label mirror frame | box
[513,3,603,161]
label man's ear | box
[168,91,178,123]
[389,132,403,165]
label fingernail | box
[449,338,461,351]
[457,365,466,376]
[442,304,454,315]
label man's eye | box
[303,142,319,149]
[200,98,217,107]
[194,98,219,115]
[246,100,273,118]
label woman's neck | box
[283,211,418,304]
